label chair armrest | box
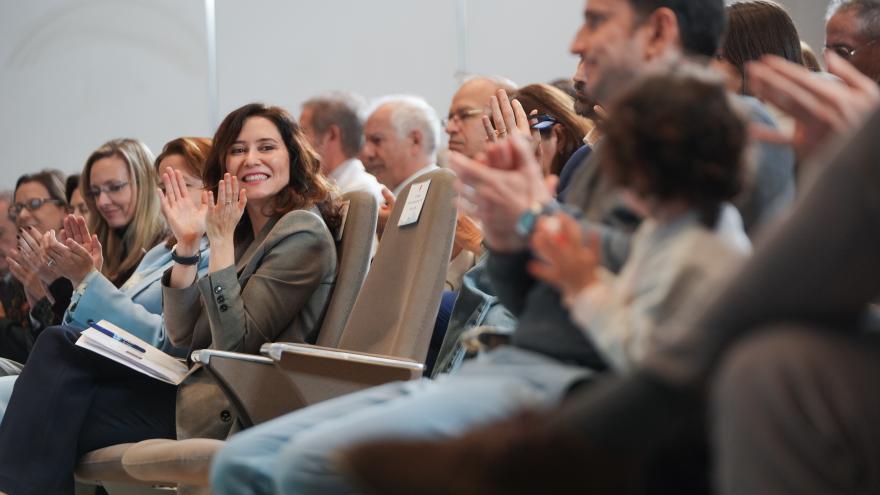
[263,343,424,406]
[192,349,308,428]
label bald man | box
[445,76,517,159]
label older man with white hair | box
[361,95,441,197]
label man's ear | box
[326,124,341,143]
[644,7,682,60]
[409,129,423,153]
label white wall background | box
[0,0,829,190]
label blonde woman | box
[80,138,168,286]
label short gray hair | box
[369,95,441,161]
[302,91,366,158]
[827,0,880,37]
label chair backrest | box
[314,190,378,348]
[336,168,458,362]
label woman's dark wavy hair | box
[602,66,746,228]
[204,103,342,239]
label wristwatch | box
[171,245,200,266]
[515,200,560,238]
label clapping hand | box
[18,227,57,285]
[59,215,103,273]
[748,53,880,162]
[158,169,209,253]
[205,173,247,245]
[527,212,601,304]
[6,248,48,307]
[449,133,551,253]
[43,216,103,286]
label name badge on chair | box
[398,180,431,227]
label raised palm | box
[158,169,208,248]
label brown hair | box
[205,103,342,238]
[155,137,213,178]
[603,67,745,228]
[511,84,594,175]
[82,138,167,286]
[15,169,67,206]
[721,0,803,95]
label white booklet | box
[75,320,189,385]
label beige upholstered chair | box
[82,171,458,493]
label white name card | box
[397,180,431,227]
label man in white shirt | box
[361,95,441,235]
[300,92,384,204]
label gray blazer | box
[162,207,337,438]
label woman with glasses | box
[0,104,340,494]
[0,170,70,367]
[512,83,595,177]
[80,138,168,287]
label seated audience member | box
[826,0,880,83]
[207,65,748,495]
[338,55,880,495]
[711,1,802,215]
[513,83,595,177]
[299,91,384,204]
[57,137,214,350]
[428,76,520,374]
[0,137,214,421]
[445,76,517,160]
[64,174,92,224]
[714,0,804,95]
[433,83,595,376]
[79,139,169,287]
[0,103,340,494]
[3,170,70,359]
[528,68,750,370]
[0,189,38,370]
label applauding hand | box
[205,173,247,245]
[43,218,103,287]
[158,169,209,254]
[748,53,880,162]
[449,133,552,253]
[59,215,103,274]
[527,212,600,304]
[18,227,57,285]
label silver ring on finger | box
[47,258,56,268]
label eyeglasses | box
[442,108,484,127]
[8,198,65,219]
[824,39,877,60]
[530,114,560,138]
[84,181,130,199]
